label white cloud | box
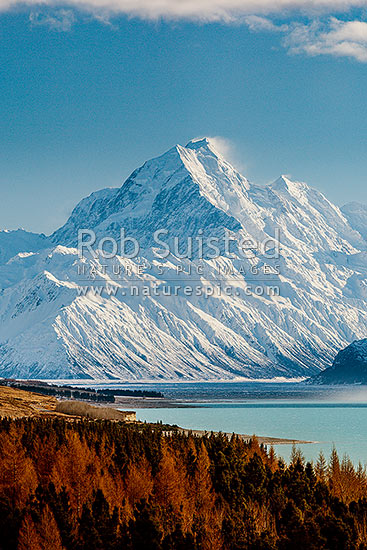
[205,136,233,158]
[1,0,366,20]
[241,14,367,62]
[2,0,367,62]
[244,15,287,32]
[205,136,247,173]
[284,18,367,62]
[29,9,75,30]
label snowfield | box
[0,137,367,380]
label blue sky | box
[1,2,367,234]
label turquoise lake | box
[134,400,367,466]
[80,381,367,466]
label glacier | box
[1,137,367,380]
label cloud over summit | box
[2,0,367,62]
[1,0,366,20]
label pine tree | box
[290,444,305,468]
[154,441,188,513]
[268,445,278,473]
[315,451,327,482]
[129,500,163,550]
[17,513,43,550]
[51,431,97,516]
[125,456,153,508]
[39,505,64,550]
[329,446,342,499]
[0,427,37,507]
[193,443,215,511]
[193,443,222,550]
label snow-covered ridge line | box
[0,137,367,380]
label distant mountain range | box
[311,339,367,384]
[0,137,367,380]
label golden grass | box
[0,386,58,418]
[55,400,135,421]
[0,386,135,422]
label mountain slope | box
[52,139,253,251]
[1,138,367,380]
[0,229,50,266]
[311,339,367,384]
[342,202,367,241]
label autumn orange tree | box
[0,417,365,550]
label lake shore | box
[111,397,316,445]
[176,428,315,446]
[0,386,316,447]
[114,395,193,408]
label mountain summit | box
[1,139,367,380]
[52,138,252,249]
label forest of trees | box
[0,382,115,403]
[0,381,164,402]
[0,417,367,549]
[96,389,164,398]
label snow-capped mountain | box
[342,202,367,241]
[311,339,367,384]
[1,137,367,380]
[0,229,50,266]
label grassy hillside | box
[0,387,135,421]
[0,386,58,418]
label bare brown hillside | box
[0,386,135,421]
[0,385,59,418]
